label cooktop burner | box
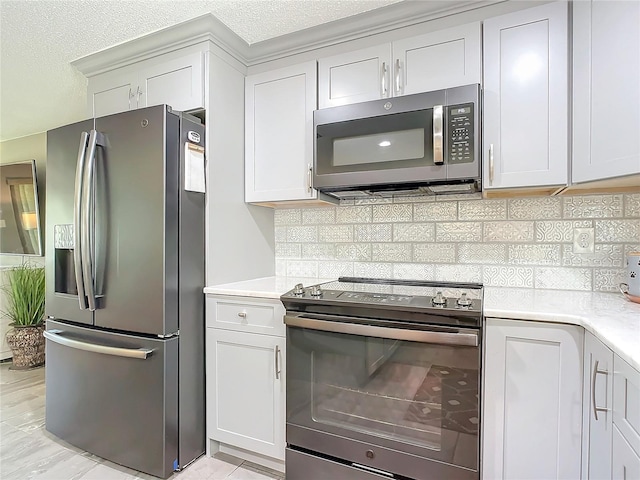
[281,277,484,328]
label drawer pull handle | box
[592,359,609,421]
[237,311,247,318]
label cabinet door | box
[318,44,391,108]
[613,426,640,480]
[613,355,640,456]
[483,2,568,189]
[583,333,614,480]
[206,328,285,461]
[572,0,640,183]
[483,318,583,480]
[393,22,481,96]
[245,62,317,202]
[88,71,136,118]
[139,52,204,112]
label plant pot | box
[6,324,45,370]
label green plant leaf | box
[1,263,45,326]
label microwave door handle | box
[433,105,444,165]
[74,132,90,310]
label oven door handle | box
[284,315,478,347]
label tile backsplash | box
[274,193,640,292]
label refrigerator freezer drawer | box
[45,319,178,478]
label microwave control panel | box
[447,103,474,164]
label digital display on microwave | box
[451,107,471,115]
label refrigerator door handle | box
[74,132,90,310]
[44,330,154,359]
[81,130,103,312]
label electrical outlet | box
[573,228,595,254]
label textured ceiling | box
[0,0,402,142]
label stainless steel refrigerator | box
[44,105,205,478]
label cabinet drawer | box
[206,296,285,336]
[613,355,640,456]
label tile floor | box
[0,363,283,480]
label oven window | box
[316,110,434,174]
[287,327,479,469]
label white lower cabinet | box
[613,426,640,480]
[583,333,614,479]
[205,295,285,472]
[483,318,583,480]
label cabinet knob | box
[237,311,247,318]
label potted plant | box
[1,263,45,369]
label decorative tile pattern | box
[371,243,412,262]
[458,244,506,264]
[594,268,626,292]
[285,261,318,278]
[483,266,534,287]
[393,223,435,242]
[535,267,592,291]
[302,208,335,224]
[434,265,482,283]
[318,261,354,278]
[274,226,287,242]
[509,197,561,220]
[336,206,371,224]
[336,244,371,261]
[436,222,482,242]
[413,202,457,221]
[275,243,301,258]
[595,220,640,242]
[562,245,623,267]
[355,224,392,242]
[413,244,456,263]
[318,225,353,243]
[625,194,640,217]
[484,222,534,242]
[54,224,73,249]
[563,195,623,218]
[301,244,335,260]
[372,204,413,223]
[535,220,592,242]
[286,226,317,243]
[276,193,638,292]
[392,263,435,280]
[624,244,640,258]
[437,193,482,201]
[458,200,507,220]
[509,244,561,266]
[353,262,393,278]
[274,209,301,225]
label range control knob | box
[457,292,472,308]
[310,285,323,297]
[293,283,305,296]
[432,291,446,307]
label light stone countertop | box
[204,277,640,371]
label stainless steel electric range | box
[281,277,483,480]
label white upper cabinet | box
[245,61,318,203]
[87,50,205,118]
[483,1,568,190]
[318,22,481,109]
[318,44,391,108]
[392,22,481,96]
[572,0,640,183]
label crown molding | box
[72,0,505,76]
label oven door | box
[286,313,480,480]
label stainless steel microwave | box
[313,84,481,199]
